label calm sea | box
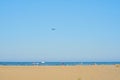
[0,62,120,66]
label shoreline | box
[0,63,120,66]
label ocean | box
[0,62,120,66]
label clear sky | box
[0,0,120,62]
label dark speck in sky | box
[51,28,56,31]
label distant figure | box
[51,28,56,31]
[62,62,65,65]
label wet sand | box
[0,65,120,80]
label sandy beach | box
[0,65,120,80]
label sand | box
[0,65,120,80]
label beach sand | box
[0,65,120,80]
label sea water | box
[0,62,120,66]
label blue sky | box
[0,0,120,62]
